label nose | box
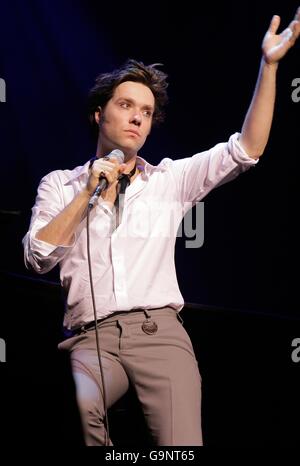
[130,112,142,126]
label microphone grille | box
[109,149,125,164]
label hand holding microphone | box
[88,149,126,208]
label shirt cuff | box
[30,230,76,257]
[228,132,259,166]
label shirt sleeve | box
[22,171,75,274]
[170,132,259,208]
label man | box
[23,9,299,446]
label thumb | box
[119,163,127,173]
[268,15,281,34]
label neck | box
[124,157,138,175]
[96,138,137,162]
[95,140,140,178]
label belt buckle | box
[141,318,158,335]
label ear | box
[94,106,102,125]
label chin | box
[120,143,141,155]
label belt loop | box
[143,309,152,319]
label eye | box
[143,110,153,118]
[120,102,130,109]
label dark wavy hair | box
[88,59,169,136]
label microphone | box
[88,149,125,209]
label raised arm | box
[239,7,300,159]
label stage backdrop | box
[0,0,299,316]
[1,0,299,449]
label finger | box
[93,166,114,178]
[282,27,293,42]
[101,162,115,170]
[119,163,127,173]
[106,171,120,184]
[286,7,300,41]
[290,19,300,41]
[99,159,115,168]
[109,157,123,166]
[291,17,300,39]
[94,159,115,170]
[283,20,300,43]
[268,15,281,34]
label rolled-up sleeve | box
[23,171,75,274]
[171,132,258,207]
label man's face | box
[96,81,155,158]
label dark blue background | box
[1,0,299,316]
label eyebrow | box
[116,97,154,112]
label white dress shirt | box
[23,133,258,329]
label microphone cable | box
[86,205,110,446]
[85,152,134,446]
[84,149,124,445]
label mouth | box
[125,129,140,137]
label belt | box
[72,307,178,336]
[77,311,129,333]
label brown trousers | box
[58,307,202,446]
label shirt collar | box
[64,159,92,185]
[64,154,167,185]
[136,155,168,179]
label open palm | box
[262,7,300,64]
